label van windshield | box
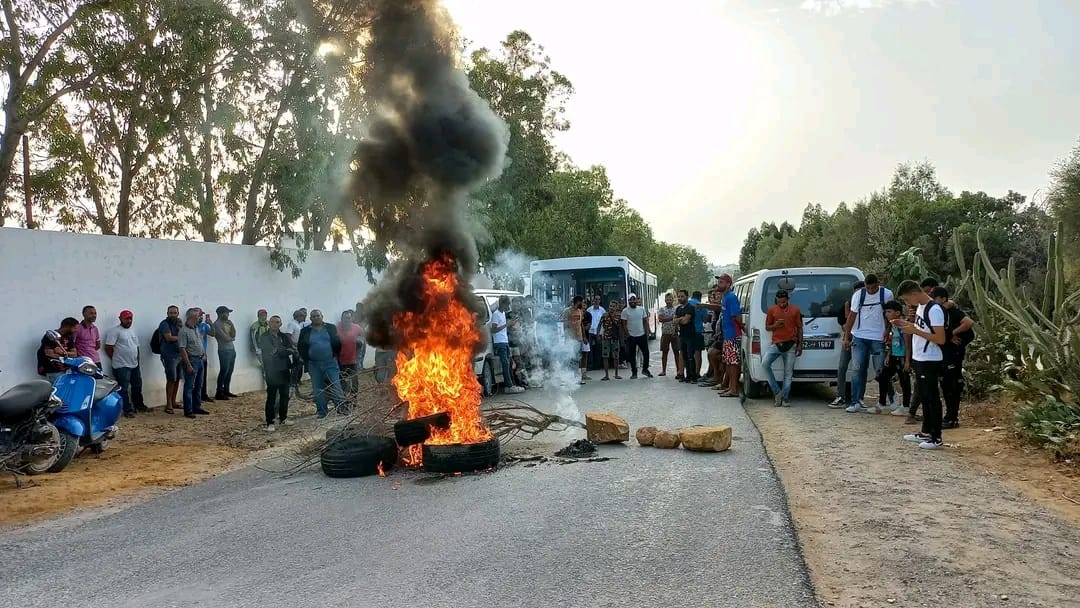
[759,274,861,321]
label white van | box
[472,289,523,397]
[732,267,865,399]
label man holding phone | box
[895,280,947,449]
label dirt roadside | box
[746,397,1080,608]
[0,376,389,528]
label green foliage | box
[1047,139,1080,281]
[1014,397,1080,460]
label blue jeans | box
[851,337,885,405]
[182,356,204,415]
[494,342,513,390]
[763,345,797,401]
[113,366,145,413]
[216,349,236,395]
[308,358,344,416]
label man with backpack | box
[895,280,947,449]
[842,274,893,413]
[153,305,183,415]
[931,287,974,428]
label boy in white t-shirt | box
[842,273,893,412]
[894,280,947,449]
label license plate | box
[803,339,834,350]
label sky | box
[442,0,1080,265]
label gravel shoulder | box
[745,396,1080,608]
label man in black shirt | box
[931,287,974,428]
[675,289,699,382]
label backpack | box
[150,327,162,354]
[854,287,886,329]
[919,301,944,352]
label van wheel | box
[480,359,496,398]
[742,367,763,400]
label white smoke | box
[486,249,534,292]
[528,314,584,423]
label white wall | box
[0,228,380,397]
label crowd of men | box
[35,304,381,433]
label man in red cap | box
[105,309,147,417]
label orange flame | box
[377,462,386,477]
[393,255,492,465]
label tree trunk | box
[199,79,217,242]
[241,71,298,245]
[0,122,24,225]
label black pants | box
[627,334,649,375]
[913,360,943,441]
[877,356,911,408]
[680,333,699,380]
[588,334,602,370]
[941,358,964,423]
[265,383,290,425]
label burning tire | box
[393,412,451,447]
[422,437,500,474]
[320,436,398,478]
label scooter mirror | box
[78,361,99,376]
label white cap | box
[629,293,638,299]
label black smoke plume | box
[351,0,508,350]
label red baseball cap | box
[119,310,134,319]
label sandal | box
[601,376,610,381]
[163,406,175,415]
[675,374,684,380]
[658,372,666,377]
[614,375,623,380]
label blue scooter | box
[47,356,123,473]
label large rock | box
[635,426,658,446]
[585,412,630,444]
[652,430,681,449]
[679,425,733,452]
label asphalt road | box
[0,359,817,608]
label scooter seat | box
[0,380,54,421]
[94,377,119,402]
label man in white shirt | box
[586,295,606,372]
[621,293,653,379]
[490,296,524,394]
[105,310,146,417]
[842,273,893,412]
[895,280,947,449]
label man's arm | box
[104,330,116,359]
[643,311,651,336]
[162,322,179,343]
[765,309,779,331]
[178,333,194,371]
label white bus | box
[529,256,660,338]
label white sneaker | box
[845,405,861,413]
[506,385,526,394]
[919,439,943,450]
[281,419,295,426]
[266,424,276,433]
[874,404,884,414]
[888,394,898,410]
[890,407,910,417]
[903,433,929,443]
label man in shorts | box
[657,292,682,378]
[599,300,624,380]
[565,295,590,384]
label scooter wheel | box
[47,430,80,473]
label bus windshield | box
[758,274,861,320]
[531,267,626,308]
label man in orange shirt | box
[764,289,803,407]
